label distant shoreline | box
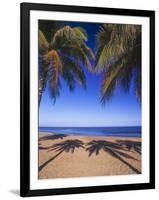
[39,131,141,138]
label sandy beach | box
[38,132,141,179]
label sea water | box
[39,126,141,137]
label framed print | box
[20,2,155,197]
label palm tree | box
[95,24,141,104]
[39,25,94,105]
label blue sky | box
[39,21,141,127]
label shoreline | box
[38,132,141,179]
[39,131,141,138]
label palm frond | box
[96,23,141,103]
[51,25,76,48]
[62,57,86,89]
[61,44,93,72]
[48,78,61,103]
[81,43,95,60]
[95,24,141,71]
[43,49,62,93]
[50,25,94,71]
[101,57,127,103]
[100,44,140,103]
[73,27,88,41]
[38,25,94,104]
[51,26,89,49]
[134,70,141,103]
[38,30,49,52]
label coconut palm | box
[38,25,94,105]
[95,24,141,104]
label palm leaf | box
[101,57,127,101]
[61,44,93,72]
[95,24,141,102]
[51,25,77,48]
[73,27,88,41]
[38,30,49,52]
[100,45,141,104]
[62,57,86,89]
[43,49,62,92]
[81,43,95,60]
[38,25,94,104]
[95,24,140,70]
[134,70,141,102]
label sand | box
[38,132,141,179]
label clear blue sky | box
[39,21,141,127]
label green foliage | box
[38,30,49,52]
[95,24,141,104]
[62,57,86,91]
[38,24,94,104]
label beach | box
[38,132,141,179]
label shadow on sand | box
[39,134,67,141]
[86,140,140,174]
[38,143,49,150]
[39,139,141,175]
[39,139,84,172]
[117,140,141,154]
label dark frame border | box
[20,2,155,197]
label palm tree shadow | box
[39,134,67,141]
[117,140,141,154]
[39,139,84,172]
[86,140,141,174]
[38,143,49,150]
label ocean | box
[39,126,141,137]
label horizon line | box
[39,125,141,128]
